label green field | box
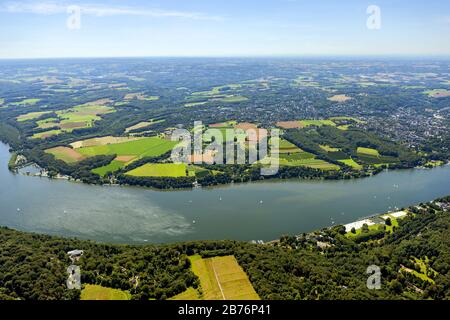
[17,111,51,122]
[319,145,341,152]
[299,119,336,127]
[11,98,41,106]
[169,287,202,300]
[92,160,125,176]
[77,137,177,159]
[268,153,340,170]
[126,163,188,177]
[26,104,115,139]
[272,138,303,153]
[357,147,380,157]
[31,129,62,139]
[185,101,208,107]
[423,89,450,98]
[338,158,363,170]
[80,284,131,300]
[217,95,248,103]
[178,255,260,300]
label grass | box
[126,163,188,178]
[357,147,380,157]
[169,287,202,300]
[338,158,363,170]
[183,255,260,300]
[125,119,165,133]
[92,160,125,177]
[77,137,177,159]
[319,145,341,152]
[423,89,450,98]
[329,116,365,124]
[185,101,208,107]
[36,118,59,129]
[11,98,41,106]
[275,154,340,170]
[31,129,62,139]
[28,104,116,139]
[80,284,131,300]
[217,95,248,103]
[17,111,51,122]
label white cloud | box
[0,1,223,21]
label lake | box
[0,142,449,244]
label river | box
[0,142,449,244]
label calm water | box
[0,142,449,244]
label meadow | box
[76,137,177,159]
[174,255,260,300]
[80,284,131,300]
[92,160,125,177]
[125,163,188,177]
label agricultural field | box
[124,93,159,101]
[24,103,116,139]
[263,152,339,171]
[80,284,131,300]
[126,163,188,178]
[276,121,304,129]
[272,138,303,154]
[70,136,141,149]
[169,287,201,300]
[92,160,125,177]
[327,94,352,102]
[424,89,450,98]
[299,119,336,127]
[338,158,363,170]
[17,111,51,122]
[45,146,86,163]
[176,255,260,300]
[319,145,341,152]
[31,129,62,139]
[184,101,208,107]
[76,137,177,159]
[125,119,164,133]
[11,98,41,106]
[357,147,380,157]
[216,95,248,103]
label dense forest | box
[1,196,449,300]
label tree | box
[351,227,356,234]
[385,217,392,226]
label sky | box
[0,0,449,59]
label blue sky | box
[0,0,449,58]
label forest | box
[1,196,449,300]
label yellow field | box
[126,163,187,177]
[46,146,86,163]
[357,147,380,157]
[80,284,131,300]
[186,255,260,300]
[327,94,352,102]
[70,136,142,149]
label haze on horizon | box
[0,0,449,59]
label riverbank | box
[1,141,450,244]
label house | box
[67,250,84,261]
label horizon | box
[0,0,449,59]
